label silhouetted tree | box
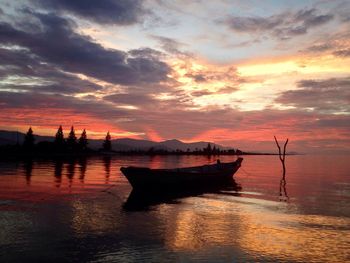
[204,143,212,155]
[23,127,35,150]
[148,147,155,154]
[78,129,88,150]
[55,125,65,147]
[67,126,77,149]
[103,131,112,151]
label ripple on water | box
[0,155,349,262]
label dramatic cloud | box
[276,77,350,113]
[104,93,155,106]
[0,11,171,87]
[304,43,333,53]
[128,47,165,59]
[0,47,104,94]
[301,31,350,57]
[223,8,333,39]
[151,35,188,55]
[333,49,350,57]
[191,86,238,97]
[34,0,145,25]
[184,66,243,84]
[0,1,349,153]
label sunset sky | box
[0,0,349,153]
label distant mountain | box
[0,130,233,151]
[0,130,53,145]
[159,139,227,151]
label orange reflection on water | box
[238,206,350,262]
[164,195,350,262]
[164,197,241,251]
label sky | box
[0,0,349,153]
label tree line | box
[22,126,112,152]
[9,126,243,156]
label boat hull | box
[123,177,242,211]
[120,158,243,191]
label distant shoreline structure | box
[0,128,298,158]
[0,149,296,160]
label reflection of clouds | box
[238,209,350,262]
[70,199,120,236]
[164,197,241,251]
[163,196,350,262]
[0,210,33,247]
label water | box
[0,155,349,262]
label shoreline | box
[0,151,298,161]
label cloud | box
[128,47,165,59]
[300,29,350,57]
[33,0,145,25]
[151,35,189,56]
[0,10,171,87]
[276,77,350,113]
[1,89,349,152]
[333,49,350,57]
[182,65,243,84]
[222,8,333,40]
[304,43,333,53]
[0,46,103,94]
[191,86,239,97]
[103,93,155,106]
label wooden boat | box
[120,158,243,190]
[123,178,242,211]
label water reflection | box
[279,162,289,202]
[279,177,288,201]
[54,159,63,187]
[1,155,350,263]
[78,158,87,183]
[23,159,33,185]
[123,178,242,211]
[66,159,76,187]
[103,156,111,183]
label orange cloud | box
[144,126,163,142]
[0,108,140,139]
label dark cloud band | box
[33,0,145,25]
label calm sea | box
[0,155,349,262]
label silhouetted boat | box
[120,158,243,190]
[123,177,242,211]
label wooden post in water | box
[274,136,288,177]
[274,136,289,201]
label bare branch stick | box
[282,138,289,161]
[274,136,283,162]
